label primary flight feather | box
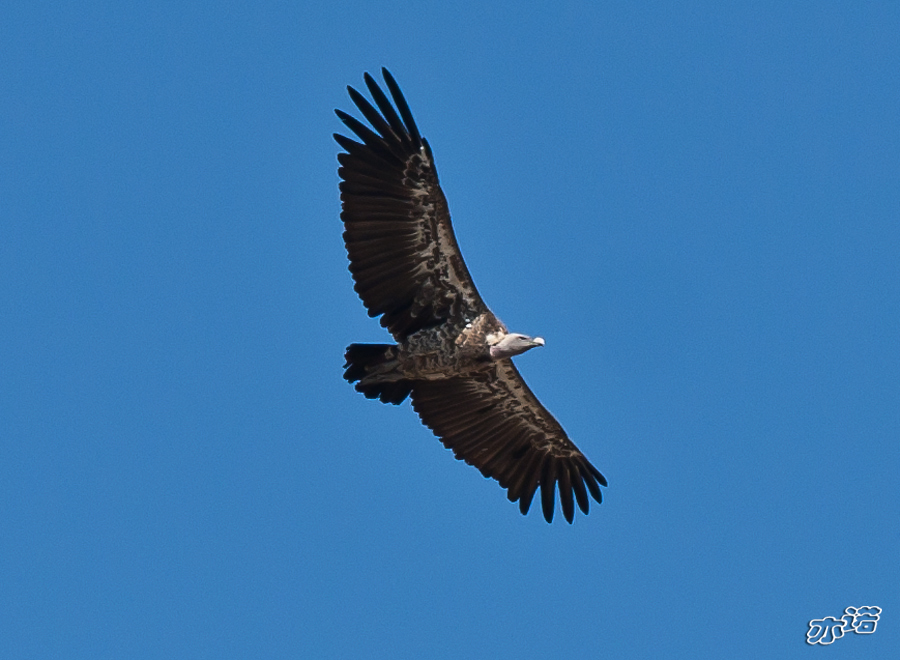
[336,69,607,523]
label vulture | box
[335,69,607,523]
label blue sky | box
[2,1,898,657]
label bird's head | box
[489,333,545,360]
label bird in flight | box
[335,69,607,523]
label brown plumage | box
[336,69,607,523]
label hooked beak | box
[531,337,545,347]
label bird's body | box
[354,313,523,383]
[335,69,607,523]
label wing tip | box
[507,455,607,523]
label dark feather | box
[381,68,422,143]
[540,457,557,523]
[558,464,575,523]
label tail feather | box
[343,343,413,405]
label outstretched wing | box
[335,69,488,340]
[410,361,607,523]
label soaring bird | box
[335,69,607,523]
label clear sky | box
[2,1,898,658]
